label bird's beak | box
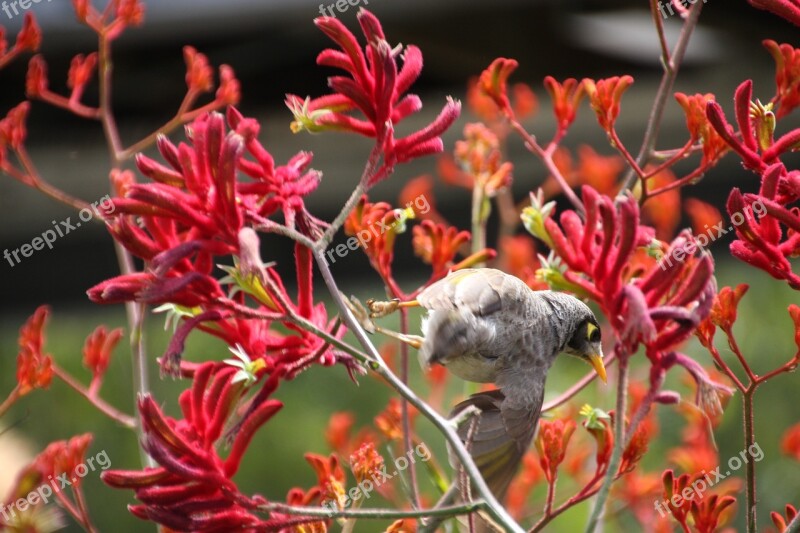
[585,352,607,383]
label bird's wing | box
[418,268,526,316]
[449,388,541,499]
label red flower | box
[539,186,715,359]
[764,40,800,118]
[0,102,30,152]
[478,57,519,116]
[535,418,576,483]
[15,13,41,52]
[709,284,749,330]
[544,76,585,133]
[287,9,459,183]
[83,326,124,390]
[583,76,634,133]
[183,46,213,93]
[102,364,284,531]
[690,494,737,533]
[17,305,53,395]
[674,92,729,168]
[411,220,470,278]
[747,0,800,27]
[772,504,799,532]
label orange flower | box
[16,305,54,395]
[505,452,543,519]
[325,412,355,455]
[36,433,94,487]
[305,453,346,509]
[580,404,613,475]
[690,494,737,533]
[583,76,634,132]
[576,145,623,195]
[454,123,513,197]
[349,441,385,483]
[641,167,681,240]
[411,220,471,278]
[285,487,327,533]
[674,92,729,167]
[781,422,800,461]
[478,58,519,115]
[710,284,749,330]
[543,76,584,132]
[789,304,800,350]
[467,77,537,124]
[83,325,123,381]
[535,418,576,482]
[374,398,416,441]
[684,198,723,237]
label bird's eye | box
[586,322,601,343]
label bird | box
[412,268,607,502]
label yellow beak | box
[585,352,607,383]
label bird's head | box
[563,315,607,383]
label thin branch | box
[584,350,629,532]
[51,365,137,428]
[260,500,485,520]
[620,0,705,192]
[543,351,618,413]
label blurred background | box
[1,0,800,531]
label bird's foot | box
[448,404,482,430]
[341,292,376,334]
[366,298,419,318]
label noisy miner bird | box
[368,268,607,502]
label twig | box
[542,350,617,412]
[51,365,136,428]
[584,350,629,532]
[260,500,485,520]
[620,0,705,192]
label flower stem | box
[742,386,757,533]
[584,350,629,532]
[0,385,21,419]
[51,365,136,428]
[261,500,485,520]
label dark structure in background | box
[1,0,796,310]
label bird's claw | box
[366,298,401,318]
[341,293,376,334]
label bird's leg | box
[372,325,425,350]
[341,293,424,348]
[448,404,482,430]
[366,298,419,318]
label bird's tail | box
[448,390,537,532]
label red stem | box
[52,365,136,428]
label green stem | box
[584,350,629,532]
[261,500,485,520]
[743,386,757,533]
